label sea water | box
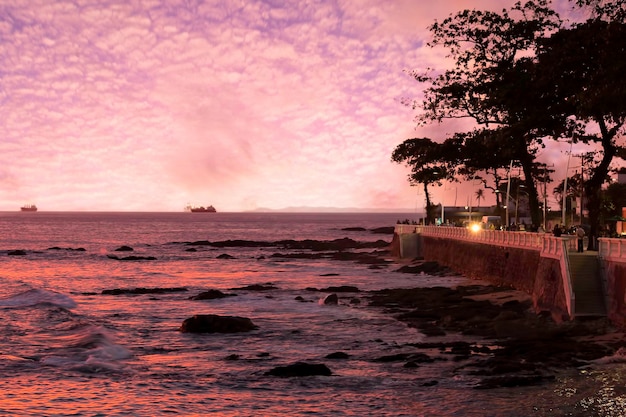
[0,211,624,416]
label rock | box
[230,284,278,291]
[322,293,338,305]
[325,352,350,359]
[103,287,188,295]
[7,250,27,256]
[179,314,258,333]
[265,362,332,377]
[342,227,366,231]
[320,285,360,293]
[216,253,235,259]
[107,255,157,261]
[114,245,134,252]
[370,226,395,234]
[189,289,235,300]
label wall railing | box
[394,224,578,318]
[395,225,544,250]
[598,238,626,263]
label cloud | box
[0,0,597,212]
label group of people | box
[552,223,586,252]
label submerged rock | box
[321,293,338,305]
[114,245,134,252]
[230,284,278,291]
[189,289,236,300]
[180,314,258,333]
[102,287,188,295]
[320,285,360,293]
[7,250,27,256]
[265,362,332,377]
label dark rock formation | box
[325,352,350,359]
[189,289,235,300]
[370,226,395,234]
[7,250,27,256]
[114,245,134,252]
[107,255,157,261]
[322,293,338,305]
[230,284,278,291]
[180,314,258,333]
[368,285,624,389]
[216,253,235,259]
[320,285,360,293]
[265,362,332,377]
[102,287,188,295]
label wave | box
[41,324,132,373]
[0,288,77,309]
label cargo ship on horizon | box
[185,204,216,213]
[20,204,37,212]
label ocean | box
[0,211,624,416]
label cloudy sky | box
[0,0,587,212]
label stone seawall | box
[391,233,569,320]
[605,263,626,329]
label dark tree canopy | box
[395,0,626,242]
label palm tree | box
[475,189,485,207]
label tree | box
[404,1,562,227]
[475,189,485,207]
[391,138,457,224]
[533,15,626,248]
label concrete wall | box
[394,233,569,320]
[604,262,626,329]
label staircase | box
[568,252,606,317]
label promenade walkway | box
[567,250,606,317]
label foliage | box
[391,138,458,224]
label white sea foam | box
[0,288,77,309]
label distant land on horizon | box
[247,206,423,214]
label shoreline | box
[367,258,626,389]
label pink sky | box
[0,0,595,212]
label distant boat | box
[20,204,38,212]
[185,204,216,213]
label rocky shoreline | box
[92,232,626,388]
[366,274,625,388]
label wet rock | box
[7,250,27,256]
[47,247,86,251]
[180,314,258,333]
[342,227,366,231]
[216,253,235,259]
[370,226,395,234]
[322,293,338,305]
[265,362,332,377]
[102,287,188,295]
[320,285,360,293]
[373,352,434,363]
[107,255,157,261]
[475,375,555,390]
[187,240,212,246]
[189,289,235,300]
[114,245,134,252]
[325,352,350,359]
[231,284,278,291]
[395,261,452,276]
